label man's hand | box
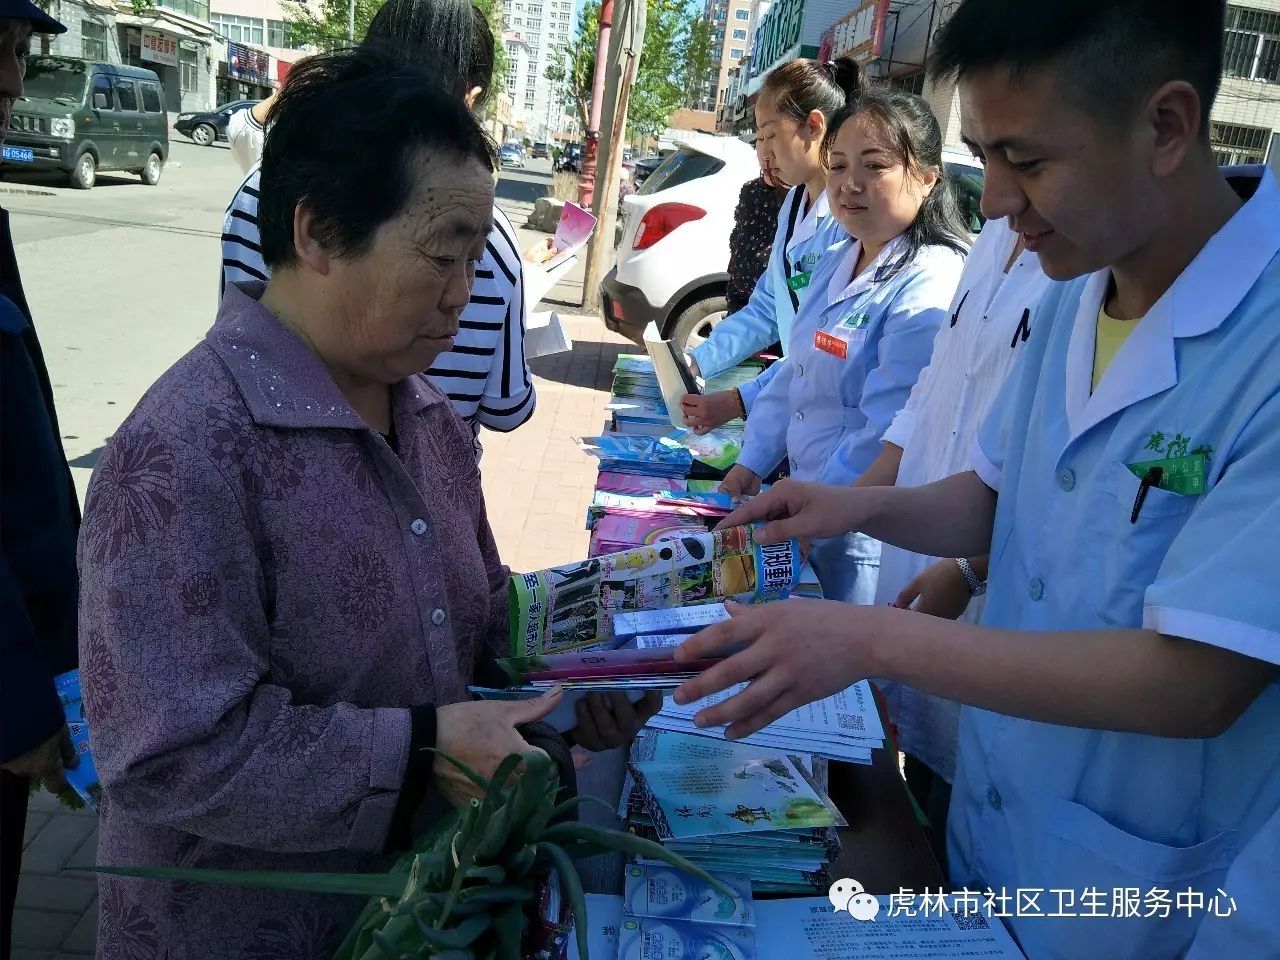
[671,598,879,739]
[681,390,741,435]
[714,478,866,547]
[718,464,762,498]
[1,727,78,795]
[895,559,973,621]
[570,691,663,751]
[433,690,563,807]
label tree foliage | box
[544,0,714,141]
[680,16,715,109]
[283,0,508,107]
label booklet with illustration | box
[508,524,801,656]
[642,322,702,429]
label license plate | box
[2,146,33,163]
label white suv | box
[600,137,987,351]
[600,134,758,348]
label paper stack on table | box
[648,678,885,765]
[569,893,1029,960]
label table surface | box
[825,748,945,895]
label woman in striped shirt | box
[220,0,536,444]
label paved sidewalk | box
[12,306,634,959]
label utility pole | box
[581,0,645,309]
[576,0,614,208]
[347,0,355,40]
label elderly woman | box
[79,49,650,960]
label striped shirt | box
[220,166,536,437]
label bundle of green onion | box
[97,750,726,960]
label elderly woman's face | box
[327,149,494,383]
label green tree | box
[680,15,714,109]
[283,0,508,104]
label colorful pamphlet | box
[662,428,743,471]
[579,435,693,478]
[55,670,100,810]
[613,602,733,641]
[642,323,703,429]
[624,864,755,927]
[619,918,757,960]
[509,526,801,656]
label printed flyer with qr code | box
[509,524,800,657]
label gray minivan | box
[2,56,169,189]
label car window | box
[637,148,723,196]
[944,161,986,234]
[91,74,114,110]
[114,79,139,112]
[140,82,163,113]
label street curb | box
[0,184,57,197]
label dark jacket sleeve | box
[0,555,64,763]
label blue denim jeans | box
[809,530,881,605]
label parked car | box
[555,141,582,173]
[600,138,988,352]
[1,55,168,189]
[629,155,666,189]
[600,134,757,349]
[175,99,258,147]
[499,144,525,168]
[531,141,551,160]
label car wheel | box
[191,123,215,146]
[667,295,728,354]
[140,151,162,185]
[69,151,96,190]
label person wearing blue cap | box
[0,4,78,959]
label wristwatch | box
[954,557,986,597]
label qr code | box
[836,713,865,732]
[950,911,990,931]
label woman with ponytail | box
[681,57,863,433]
[718,90,968,605]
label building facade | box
[502,0,573,141]
[695,0,754,117]
[209,0,308,101]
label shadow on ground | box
[530,338,627,390]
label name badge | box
[787,271,812,291]
[814,330,847,359]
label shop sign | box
[140,29,178,67]
[747,0,806,80]
[819,0,889,63]
[228,41,271,86]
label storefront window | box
[180,46,199,93]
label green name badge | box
[839,312,870,331]
[1126,453,1207,496]
[787,271,812,291]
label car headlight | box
[50,118,73,139]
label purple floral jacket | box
[79,283,510,959]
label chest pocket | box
[1094,463,1198,626]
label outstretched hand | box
[714,478,867,549]
[671,598,881,740]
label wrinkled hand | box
[671,599,881,740]
[718,464,762,498]
[433,690,562,807]
[680,390,741,435]
[523,237,557,265]
[896,559,972,621]
[714,478,866,549]
[570,691,663,752]
[1,727,77,795]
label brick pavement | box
[11,303,634,958]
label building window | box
[729,47,742,59]
[887,70,925,95]
[211,13,263,45]
[82,20,107,60]
[267,19,301,49]
[734,7,749,19]
[1223,5,1280,82]
[156,0,209,23]
[1211,120,1271,164]
[731,27,746,39]
[180,45,199,92]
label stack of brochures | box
[619,730,843,894]
[570,892,1028,960]
[616,863,758,960]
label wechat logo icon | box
[828,878,880,922]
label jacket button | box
[410,519,427,535]
[796,364,804,377]
[1028,578,1045,601]
[795,411,805,422]
[431,608,446,626]
[987,786,1003,810]
[1058,468,1076,491]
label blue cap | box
[2,0,67,33]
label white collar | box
[1064,167,1280,441]
[788,188,830,251]
[826,234,908,307]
